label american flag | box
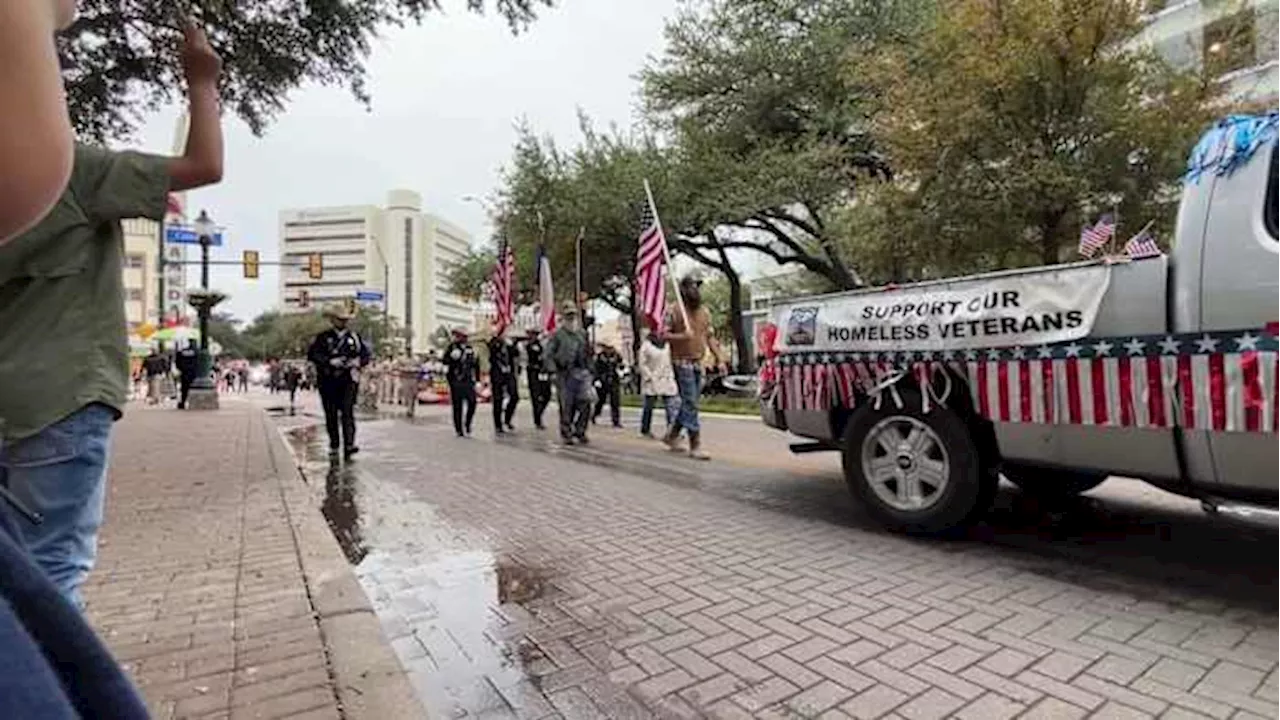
[636,198,668,329]
[1124,226,1162,259]
[771,327,1279,434]
[1078,214,1115,258]
[490,238,515,333]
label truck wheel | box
[841,388,991,534]
[1002,464,1107,498]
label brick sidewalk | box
[83,398,421,720]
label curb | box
[257,407,425,720]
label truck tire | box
[840,388,992,534]
[1002,464,1107,498]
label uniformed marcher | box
[443,327,479,437]
[545,302,592,445]
[396,354,422,418]
[592,343,623,427]
[307,305,372,459]
[488,330,519,434]
[174,339,200,410]
[523,328,552,429]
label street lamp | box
[185,209,227,410]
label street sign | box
[355,289,384,302]
[165,225,224,246]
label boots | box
[663,425,684,452]
[688,431,710,461]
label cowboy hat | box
[323,304,353,320]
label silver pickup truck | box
[759,114,1278,533]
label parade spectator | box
[142,348,170,405]
[0,19,224,605]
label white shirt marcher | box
[638,338,678,397]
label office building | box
[278,190,475,354]
[122,214,190,331]
[1134,0,1278,104]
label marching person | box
[174,339,200,409]
[443,327,479,437]
[488,330,519,434]
[665,273,727,460]
[523,328,552,429]
[397,354,422,418]
[307,305,372,460]
[638,320,680,438]
[283,361,303,413]
[546,303,592,445]
[592,343,623,428]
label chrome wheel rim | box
[860,416,949,512]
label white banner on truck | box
[774,265,1111,353]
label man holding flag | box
[488,238,518,434]
[522,244,557,429]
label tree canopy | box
[61,0,553,140]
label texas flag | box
[536,244,556,332]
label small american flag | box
[1124,226,1162,259]
[636,197,668,329]
[490,238,515,333]
[1079,213,1115,258]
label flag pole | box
[574,226,585,316]
[643,179,691,332]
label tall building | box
[278,190,475,354]
[121,216,188,330]
[1134,0,1278,104]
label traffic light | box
[298,289,311,309]
[242,250,260,279]
[307,253,323,280]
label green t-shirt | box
[0,145,171,440]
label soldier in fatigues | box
[488,330,518,434]
[546,303,592,445]
[307,305,372,459]
[523,328,552,429]
[442,328,479,437]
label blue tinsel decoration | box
[1185,112,1279,184]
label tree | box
[207,312,247,358]
[60,0,552,140]
[640,0,932,289]
[850,0,1217,273]
[443,248,497,302]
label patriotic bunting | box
[765,327,1279,434]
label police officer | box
[523,328,552,429]
[443,327,479,437]
[592,343,623,427]
[546,303,592,445]
[174,339,200,409]
[307,304,372,459]
[488,329,519,434]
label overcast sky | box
[130,0,683,323]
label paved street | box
[267,391,1278,720]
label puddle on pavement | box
[281,423,570,719]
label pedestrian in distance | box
[443,328,480,436]
[142,348,169,405]
[0,17,225,607]
[523,328,552,430]
[638,320,680,438]
[488,329,519,434]
[592,342,623,428]
[307,305,372,460]
[174,339,199,409]
[546,302,593,445]
[396,354,421,418]
[664,273,728,460]
[283,361,303,414]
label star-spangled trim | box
[772,326,1277,366]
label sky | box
[130,0,684,323]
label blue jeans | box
[0,403,114,608]
[640,395,679,435]
[674,363,703,435]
